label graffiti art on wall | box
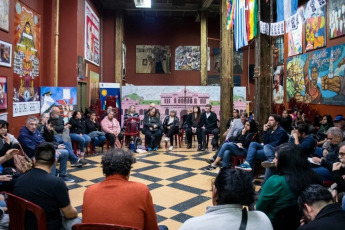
[328,0,345,39]
[286,44,345,105]
[305,5,326,52]
[13,1,40,117]
[121,86,246,125]
[175,46,210,71]
[136,45,171,74]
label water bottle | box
[130,138,135,151]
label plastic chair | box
[123,117,141,146]
[165,132,182,148]
[6,192,47,230]
[72,223,139,230]
[105,96,117,109]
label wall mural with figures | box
[286,43,345,105]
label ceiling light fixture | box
[134,0,152,8]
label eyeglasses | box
[339,152,345,158]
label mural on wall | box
[90,71,99,105]
[175,46,210,71]
[121,86,247,125]
[328,0,345,39]
[136,45,171,74]
[305,5,326,52]
[0,76,7,110]
[272,66,284,104]
[40,87,77,124]
[99,83,121,110]
[0,0,9,32]
[13,1,41,117]
[286,44,345,105]
[85,1,100,66]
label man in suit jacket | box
[197,104,219,151]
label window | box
[275,36,284,65]
[165,108,169,115]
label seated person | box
[142,108,162,151]
[181,107,193,144]
[225,112,248,141]
[206,119,257,171]
[0,120,20,168]
[82,148,167,230]
[280,110,292,133]
[13,143,81,230]
[41,119,77,182]
[0,149,20,192]
[222,109,240,140]
[185,106,202,149]
[101,111,123,148]
[37,113,50,131]
[290,123,317,159]
[236,114,289,174]
[316,115,333,146]
[311,127,344,181]
[256,143,322,223]
[297,184,345,229]
[331,145,345,210]
[69,111,91,157]
[333,115,345,138]
[163,110,179,151]
[123,105,139,127]
[197,104,219,151]
[85,111,106,150]
[180,168,273,230]
[101,106,113,120]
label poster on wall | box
[286,43,345,105]
[234,51,243,74]
[305,5,326,52]
[0,0,9,32]
[85,1,100,66]
[288,8,303,57]
[175,46,210,71]
[13,1,41,117]
[99,83,121,110]
[40,87,77,124]
[213,48,221,73]
[272,66,284,104]
[90,71,99,105]
[328,0,345,39]
[121,86,247,124]
[77,56,85,80]
[0,40,11,67]
[135,45,171,74]
[213,48,243,74]
[0,76,7,110]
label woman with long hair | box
[222,109,240,140]
[185,106,202,149]
[69,110,91,157]
[256,143,322,222]
[205,120,257,171]
[142,108,162,151]
[316,114,333,146]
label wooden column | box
[220,0,233,140]
[115,11,123,85]
[254,0,272,127]
[200,11,208,86]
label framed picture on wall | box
[0,0,9,32]
[0,76,7,110]
[328,0,345,39]
[0,40,11,67]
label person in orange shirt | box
[82,148,168,230]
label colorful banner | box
[85,1,100,66]
[305,5,326,52]
[99,82,121,111]
[13,1,41,117]
[328,0,345,39]
[286,44,345,105]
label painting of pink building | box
[121,86,246,127]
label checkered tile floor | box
[65,139,261,230]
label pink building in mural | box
[121,88,246,127]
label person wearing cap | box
[162,110,179,151]
[333,115,345,138]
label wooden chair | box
[123,117,141,146]
[72,223,139,230]
[6,192,47,230]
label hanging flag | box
[226,0,235,29]
[234,0,248,50]
[246,0,257,40]
[276,0,298,22]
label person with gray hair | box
[297,184,345,229]
[18,116,44,158]
[82,148,168,230]
[311,127,345,181]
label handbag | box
[13,143,33,174]
[239,207,248,230]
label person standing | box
[197,104,219,151]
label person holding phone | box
[0,120,20,168]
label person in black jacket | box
[331,144,345,210]
[185,106,202,149]
[163,110,179,151]
[69,111,91,157]
[85,111,106,148]
[280,110,292,133]
[297,184,345,230]
[197,104,219,151]
[142,108,162,151]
